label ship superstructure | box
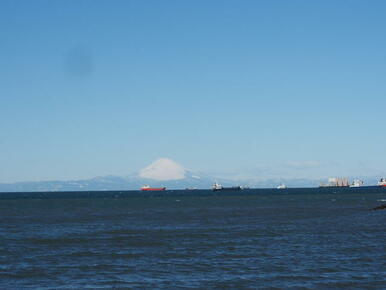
[350,179,364,187]
[378,178,386,187]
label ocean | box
[1,190,386,289]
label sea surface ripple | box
[1,192,385,289]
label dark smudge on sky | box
[63,46,94,78]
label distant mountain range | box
[0,158,382,192]
[0,174,382,193]
[0,158,213,192]
[0,174,321,192]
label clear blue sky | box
[1,0,386,182]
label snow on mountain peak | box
[139,158,186,180]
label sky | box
[1,0,386,182]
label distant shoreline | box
[0,186,385,200]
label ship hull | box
[141,187,166,191]
[213,186,241,191]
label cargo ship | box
[319,177,349,187]
[141,185,166,191]
[212,182,241,191]
[378,178,386,187]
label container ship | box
[212,182,241,191]
[141,185,166,191]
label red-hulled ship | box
[378,178,386,187]
[141,185,166,191]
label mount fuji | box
[0,158,218,192]
[0,158,357,192]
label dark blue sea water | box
[1,190,386,288]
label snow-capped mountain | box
[0,158,380,192]
[0,158,217,192]
[139,158,186,180]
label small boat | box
[212,182,223,191]
[141,185,166,191]
[378,178,386,187]
[212,182,241,191]
[277,184,287,189]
